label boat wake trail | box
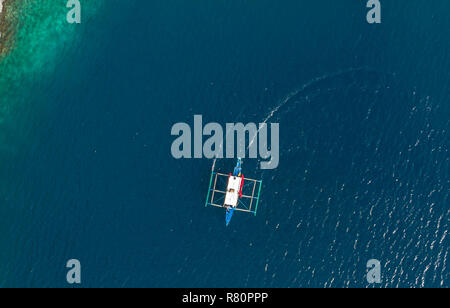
[214,66,388,171]
[248,66,384,148]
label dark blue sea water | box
[0,0,448,287]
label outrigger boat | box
[205,158,262,226]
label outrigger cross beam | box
[205,158,263,226]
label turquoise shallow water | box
[0,0,103,154]
[0,0,448,287]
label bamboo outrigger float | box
[205,158,263,226]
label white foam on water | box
[248,67,371,149]
[212,67,373,171]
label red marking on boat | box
[239,175,244,198]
